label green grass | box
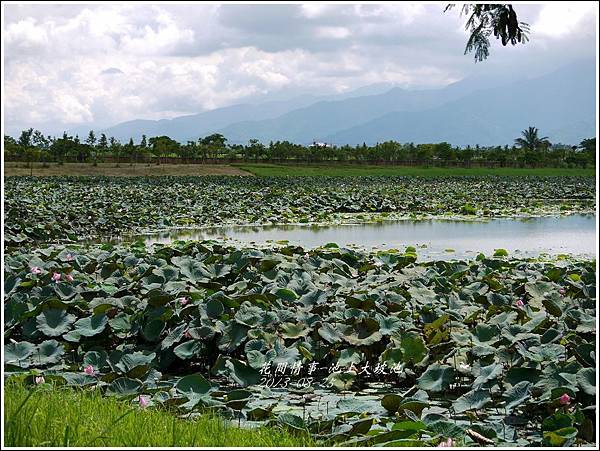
[236,163,596,177]
[3,382,315,447]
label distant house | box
[309,141,332,148]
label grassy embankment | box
[4,161,595,177]
[236,163,596,177]
[3,382,314,447]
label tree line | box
[4,127,596,168]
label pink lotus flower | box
[30,266,42,274]
[516,299,525,308]
[51,272,61,282]
[438,438,455,447]
[178,297,189,306]
[66,253,74,262]
[559,393,571,405]
[83,364,96,376]
[138,395,149,408]
[65,274,74,282]
[35,376,45,384]
[184,330,192,339]
[559,288,566,295]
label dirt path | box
[3,162,254,177]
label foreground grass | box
[4,162,252,177]
[3,383,315,447]
[236,163,596,177]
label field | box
[3,174,597,447]
[236,163,597,177]
[3,162,252,177]
[4,161,596,177]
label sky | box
[2,1,598,136]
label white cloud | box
[2,2,597,135]
[4,17,48,51]
[316,26,351,39]
[533,2,598,37]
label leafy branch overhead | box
[446,4,530,62]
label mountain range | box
[83,60,596,147]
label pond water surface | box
[131,214,596,260]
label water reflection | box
[128,215,596,260]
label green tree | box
[514,127,551,152]
[32,130,50,165]
[446,4,529,62]
[109,137,122,166]
[50,133,79,164]
[247,139,265,161]
[86,131,98,165]
[97,133,108,160]
[148,136,180,164]
[4,135,20,159]
[200,133,227,160]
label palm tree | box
[514,127,551,152]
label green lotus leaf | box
[473,363,503,388]
[171,256,206,280]
[378,316,402,336]
[217,322,249,352]
[504,367,540,385]
[4,341,35,364]
[225,389,252,410]
[115,351,155,377]
[106,377,143,397]
[504,381,532,411]
[576,367,595,396]
[426,420,466,438]
[381,394,403,413]
[142,319,165,342]
[206,298,224,318]
[452,389,491,413]
[61,372,97,386]
[224,358,261,387]
[339,319,382,346]
[73,314,108,337]
[280,322,309,339]
[318,322,344,344]
[398,333,427,364]
[53,282,77,301]
[234,303,263,327]
[174,340,203,360]
[176,373,212,395]
[4,274,21,295]
[525,281,554,300]
[542,412,573,431]
[543,428,578,447]
[83,350,108,369]
[161,324,187,350]
[277,413,306,430]
[417,364,454,392]
[34,340,65,365]
[338,348,362,366]
[36,309,76,337]
[152,265,179,282]
[274,288,298,301]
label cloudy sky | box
[2,2,597,135]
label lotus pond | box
[128,214,596,261]
[4,239,596,447]
[3,175,597,447]
[4,175,595,246]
